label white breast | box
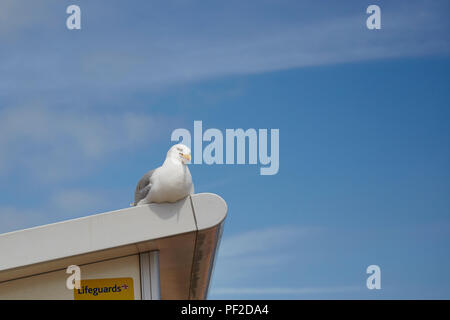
[147,162,193,203]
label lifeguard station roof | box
[0,193,227,299]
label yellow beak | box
[182,153,191,161]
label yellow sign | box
[74,278,134,300]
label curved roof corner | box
[190,193,228,231]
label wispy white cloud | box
[0,187,123,233]
[0,1,50,37]
[212,286,361,296]
[0,206,46,234]
[50,189,109,213]
[211,225,362,298]
[1,1,449,96]
[219,226,319,258]
[212,225,322,283]
[0,105,170,181]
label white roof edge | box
[190,193,228,231]
[0,193,227,273]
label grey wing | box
[133,169,155,206]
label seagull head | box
[167,144,192,165]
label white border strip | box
[139,251,160,300]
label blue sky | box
[0,1,449,299]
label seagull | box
[132,144,194,206]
